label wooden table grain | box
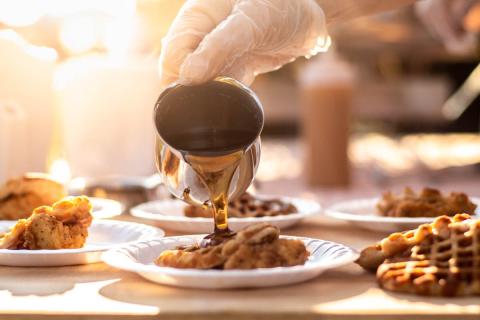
[0,212,479,320]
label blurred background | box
[1,0,480,203]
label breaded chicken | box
[0,196,93,250]
[0,173,66,220]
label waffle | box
[0,173,66,220]
[155,223,309,270]
[357,214,480,296]
[184,193,298,218]
[377,187,477,218]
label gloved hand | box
[415,0,479,54]
[159,0,329,87]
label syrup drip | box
[186,150,242,246]
[166,130,256,246]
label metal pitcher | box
[153,77,263,206]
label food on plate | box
[0,173,66,220]
[155,223,309,269]
[377,187,477,218]
[357,214,480,296]
[184,192,297,218]
[0,196,93,250]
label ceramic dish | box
[102,235,358,289]
[325,197,480,233]
[0,220,164,267]
[130,196,321,233]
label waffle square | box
[155,223,309,270]
[358,214,480,296]
[377,187,477,218]
[184,192,297,218]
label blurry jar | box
[299,50,354,187]
[0,101,29,182]
[0,30,56,175]
[55,55,159,178]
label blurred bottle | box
[0,30,57,175]
[299,49,354,187]
[0,101,29,182]
[55,55,159,178]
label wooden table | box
[0,212,479,320]
[1,167,480,320]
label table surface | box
[1,173,480,320]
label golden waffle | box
[357,214,480,296]
[377,187,477,218]
[184,192,298,218]
[0,173,66,220]
[155,223,309,270]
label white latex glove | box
[159,0,329,86]
[415,0,478,54]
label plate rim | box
[89,197,124,219]
[0,219,165,255]
[129,195,322,224]
[325,196,480,224]
[102,234,358,277]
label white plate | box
[0,220,164,267]
[102,235,358,289]
[90,197,124,219]
[325,197,480,233]
[130,196,321,233]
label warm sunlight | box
[48,158,72,185]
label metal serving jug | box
[153,77,264,206]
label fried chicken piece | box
[0,196,93,250]
[0,219,28,249]
[0,173,66,220]
[39,195,93,228]
[184,192,298,218]
[377,187,477,218]
[155,223,309,270]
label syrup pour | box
[186,151,242,246]
[168,130,256,246]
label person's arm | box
[317,0,417,25]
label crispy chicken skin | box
[0,173,66,220]
[0,196,93,250]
